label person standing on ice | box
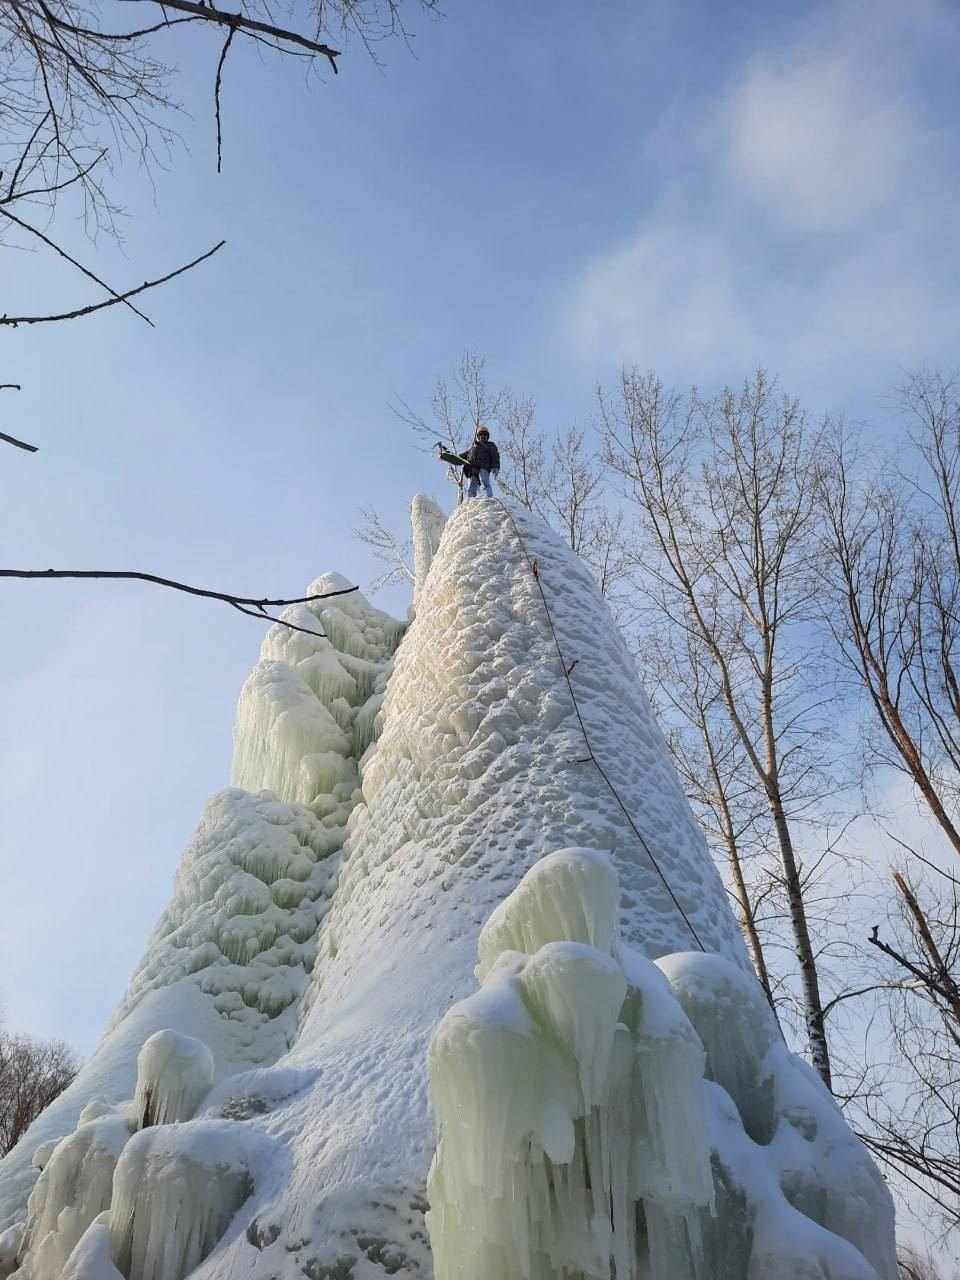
[463,426,500,498]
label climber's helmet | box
[477,427,490,439]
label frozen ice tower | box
[0,499,896,1280]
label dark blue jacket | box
[465,439,500,475]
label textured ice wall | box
[167,498,754,1279]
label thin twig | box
[0,207,154,326]
[0,385,36,451]
[229,600,326,637]
[0,431,38,452]
[0,241,225,327]
[117,0,341,70]
[214,25,236,173]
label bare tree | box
[497,406,630,605]
[898,1245,950,1280]
[0,1028,78,1156]
[818,373,960,859]
[839,849,957,1228]
[353,507,416,592]
[814,373,960,1224]
[854,860,960,1231]
[601,369,838,1087]
[644,624,776,1007]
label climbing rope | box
[494,498,707,953]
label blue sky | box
[2,0,959,1067]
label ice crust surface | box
[0,498,896,1279]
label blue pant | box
[468,469,494,498]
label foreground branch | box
[0,240,226,329]
[0,430,37,452]
[0,384,35,451]
[120,0,341,70]
[0,207,155,327]
[1,567,358,636]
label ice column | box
[134,1031,214,1129]
[426,847,714,1280]
[412,495,446,608]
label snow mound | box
[0,1224,23,1279]
[661,953,896,1280]
[61,1217,122,1280]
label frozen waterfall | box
[0,496,895,1280]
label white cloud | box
[568,2,960,396]
[572,219,761,371]
[726,50,923,231]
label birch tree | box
[601,369,837,1086]
[817,370,960,1224]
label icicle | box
[297,648,358,705]
[61,1215,123,1280]
[621,949,714,1210]
[15,1112,132,1280]
[412,495,446,608]
[0,1223,23,1279]
[427,849,713,1280]
[231,662,351,805]
[518,942,625,1109]
[135,1031,214,1129]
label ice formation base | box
[427,849,895,1280]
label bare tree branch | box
[0,567,358,611]
[214,24,236,173]
[0,430,37,452]
[119,0,341,69]
[0,205,155,325]
[0,239,226,330]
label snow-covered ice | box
[0,497,895,1279]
